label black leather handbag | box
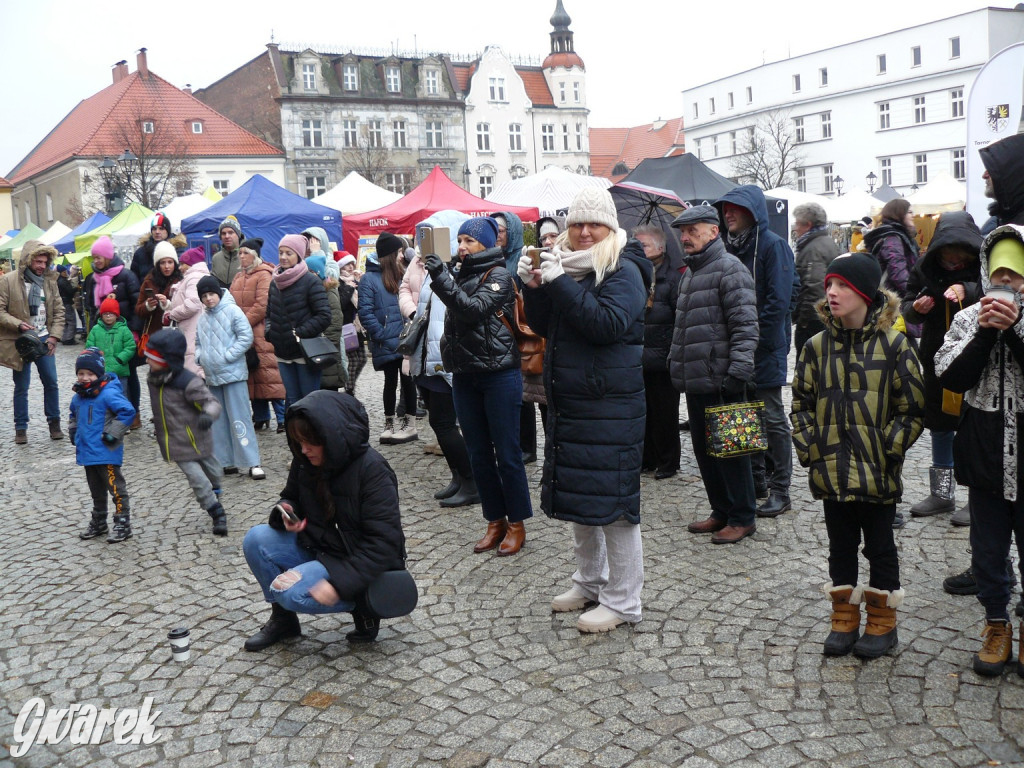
[396,306,429,357]
[295,332,339,370]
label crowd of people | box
[2,132,1023,678]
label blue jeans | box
[243,524,356,615]
[452,368,533,524]
[931,429,954,468]
[277,362,322,411]
[253,398,285,425]
[12,353,60,429]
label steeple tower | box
[544,0,585,70]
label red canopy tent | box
[342,166,540,253]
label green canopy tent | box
[74,202,153,255]
[0,223,46,266]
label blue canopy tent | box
[181,175,343,265]
[52,211,111,255]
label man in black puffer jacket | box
[668,205,759,544]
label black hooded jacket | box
[979,132,1024,233]
[271,392,406,602]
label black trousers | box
[84,464,130,516]
[421,385,472,478]
[643,369,681,472]
[519,400,548,455]
[380,359,417,418]
[822,500,899,590]
[969,488,1024,621]
[686,391,756,527]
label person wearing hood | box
[230,238,287,432]
[242,391,408,650]
[336,253,366,396]
[425,217,533,556]
[305,249,348,393]
[302,227,331,268]
[714,185,798,518]
[668,205,759,544]
[211,215,244,288]
[0,240,66,443]
[792,253,924,658]
[517,188,652,633]
[131,211,187,284]
[491,211,525,276]
[195,275,264,480]
[163,247,212,377]
[935,224,1024,676]
[979,132,1024,235]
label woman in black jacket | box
[423,217,533,556]
[242,391,407,649]
[266,235,332,409]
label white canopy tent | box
[486,166,612,215]
[39,221,72,245]
[312,172,401,215]
[823,187,880,223]
[904,172,967,214]
[763,187,834,233]
[109,193,217,250]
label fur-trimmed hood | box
[18,240,59,275]
[137,232,188,249]
[816,288,901,335]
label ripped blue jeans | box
[242,524,355,615]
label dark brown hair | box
[285,414,334,519]
[379,250,404,295]
[880,198,911,223]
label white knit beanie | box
[565,188,619,230]
[153,240,179,265]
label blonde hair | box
[557,227,622,285]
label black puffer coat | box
[266,268,332,361]
[900,211,983,430]
[271,391,406,602]
[794,229,840,330]
[668,236,758,395]
[429,246,518,373]
[642,254,682,371]
[83,255,141,333]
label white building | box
[681,7,1024,198]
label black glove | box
[197,413,214,431]
[68,427,77,444]
[101,432,118,445]
[720,375,747,397]
[423,253,444,278]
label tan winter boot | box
[852,586,903,658]
[823,583,863,656]
[973,619,1012,676]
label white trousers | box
[571,519,644,622]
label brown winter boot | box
[852,587,903,659]
[473,519,507,553]
[823,583,863,656]
[973,619,1013,676]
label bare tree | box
[341,138,414,193]
[730,110,805,189]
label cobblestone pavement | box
[1,343,1023,768]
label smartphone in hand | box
[274,503,299,524]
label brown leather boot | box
[823,583,862,656]
[497,522,525,556]
[852,587,903,658]
[473,519,507,553]
[973,619,1013,676]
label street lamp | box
[97,149,137,214]
[865,171,877,194]
[834,175,844,197]
[463,164,472,191]
[911,183,919,192]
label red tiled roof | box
[10,69,282,183]
[0,176,12,190]
[517,68,554,106]
[542,52,585,71]
[451,62,474,94]
[589,117,686,181]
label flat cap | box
[670,204,721,228]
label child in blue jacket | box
[70,348,136,543]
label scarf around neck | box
[92,263,124,306]
[23,268,45,313]
[726,226,755,254]
[554,228,627,283]
[273,260,308,289]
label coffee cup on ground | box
[168,627,190,662]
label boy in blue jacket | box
[70,348,136,543]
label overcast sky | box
[1,0,987,178]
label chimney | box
[112,62,123,84]
[183,83,192,94]
[119,60,129,80]
[137,47,149,79]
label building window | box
[302,63,316,90]
[559,82,566,103]
[881,158,892,187]
[692,102,698,119]
[476,122,491,152]
[878,102,890,130]
[562,125,571,151]
[343,64,358,91]
[696,139,703,160]
[877,54,886,74]
[709,97,716,114]
[541,124,555,152]
[951,88,964,118]
[175,178,193,196]
[386,66,401,93]
[796,169,806,193]
[385,172,409,194]
[367,119,383,148]
[914,95,926,124]
[510,165,528,179]
[142,121,154,134]
[793,74,801,92]
[727,92,734,109]
[819,67,828,87]
[509,123,523,152]
[489,77,505,101]
[424,70,439,95]
[794,116,805,143]
[213,180,230,195]
[573,81,580,102]
[392,120,407,148]
[23,202,30,227]
[575,123,583,151]
[342,119,358,148]
[915,153,928,184]
[712,135,719,157]
[304,176,326,199]
[950,37,960,59]
[479,175,493,197]
[191,121,203,134]
[820,112,831,139]
[746,86,753,103]
[302,119,323,148]
[823,164,834,194]
[953,148,966,180]
[730,131,737,155]
[13,205,19,229]
[911,46,921,67]
[425,120,443,148]
[45,193,53,222]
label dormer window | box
[343,63,358,91]
[302,62,317,90]
[424,70,439,95]
[386,66,401,93]
[191,121,203,134]
[142,121,155,134]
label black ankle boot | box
[346,610,380,644]
[80,513,108,540]
[244,603,301,651]
[434,475,460,500]
[208,502,228,536]
[439,475,480,508]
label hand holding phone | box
[274,503,300,526]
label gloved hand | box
[68,427,77,444]
[158,298,170,311]
[423,253,445,278]
[539,250,564,284]
[720,375,747,397]
[517,252,535,283]
[101,432,118,445]
[197,413,214,431]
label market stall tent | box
[112,193,218,251]
[53,211,111,255]
[39,221,72,246]
[485,166,611,215]
[313,171,402,215]
[904,172,968,214]
[74,203,154,256]
[0,222,46,263]
[823,187,880,223]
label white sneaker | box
[389,415,419,444]
[551,586,595,613]
[577,604,627,633]
[380,418,395,445]
[249,466,266,480]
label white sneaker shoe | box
[389,415,419,444]
[249,466,266,480]
[577,604,627,633]
[551,586,595,613]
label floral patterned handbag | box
[704,387,768,458]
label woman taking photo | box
[424,217,532,556]
[266,235,332,409]
[517,188,652,633]
[163,247,212,376]
[242,391,408,650]
[136,240,182,344]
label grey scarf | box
[23,269,45,315]
[726,226,755,254]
